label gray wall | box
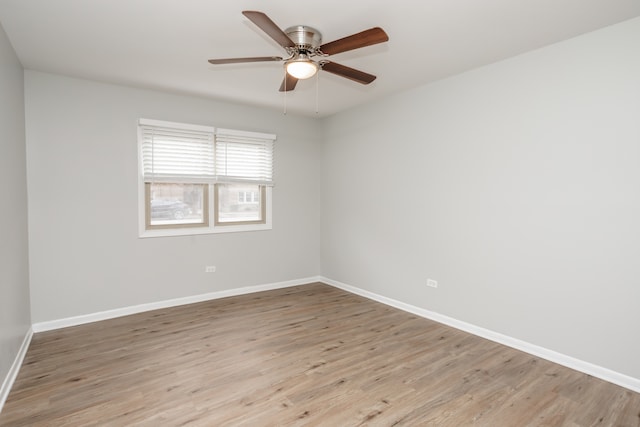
[321,17,640,379]
[0,23,31,384]
[25,71,321,323]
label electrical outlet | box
[427,279,438,288]
[205,266,216,273]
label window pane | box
[147,183,207,227]
[216,184,264,224]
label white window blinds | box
[140,119,275,186]
[140,119,215,183]
[215,128,274,185]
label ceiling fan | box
[208,11,389,92]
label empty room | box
[1,0,639,425]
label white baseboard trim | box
[32,276,322,333]
[26,276,640,394]
[0,327,33,414]
[321,276,640,394]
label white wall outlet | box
[205,266,216,273]
[427,279,438,288]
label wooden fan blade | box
[321,61,376,84]
[320,27,389,56]
[279,74,299,92]
[208,56,283,65]
[242,11,295,49]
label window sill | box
[139,222,272,238]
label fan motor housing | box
[285,25,322,50]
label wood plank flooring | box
[1,283,639,426]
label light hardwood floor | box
[1,283,639,426]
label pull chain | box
[315,70,319,114]
[283,69,287,115]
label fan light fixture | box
[285,54,319,79]
[208,11,389,92]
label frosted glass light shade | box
[285,59,319,79]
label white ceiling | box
[1,0,639,118]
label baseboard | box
[0,327,33,414]
[32,276,322,333]
[26,275,640,394]
[321,276,640,394]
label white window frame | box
[137,118,274,238]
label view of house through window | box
[146,183,207,228]
[216,183,265,224]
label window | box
[145,183,208,228]
[238,190,259,204]
[216,183,265,225]
[138,119,274,237]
